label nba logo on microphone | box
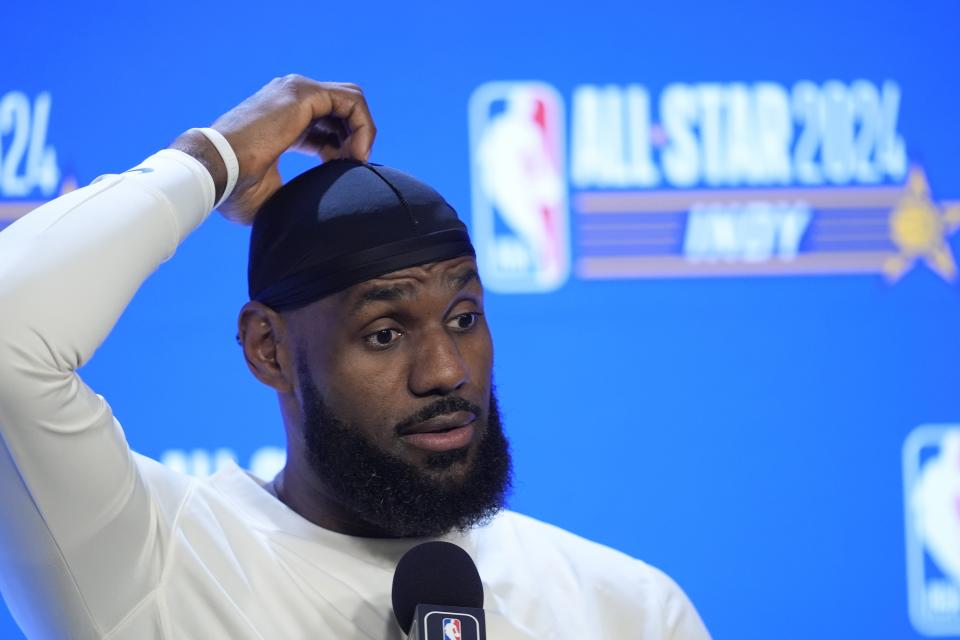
[441,617,462,640]
[469,81,570,293]
[904,425,960,636]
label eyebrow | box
[351,268,481,315]
[352,284,414,313]
[446,268,480,291]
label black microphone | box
[391,541,487,639]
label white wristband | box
[189,127,239,210]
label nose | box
[408,327,469,397]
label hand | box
[170,75,376,224]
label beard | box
[297,364,513,538]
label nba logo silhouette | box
[469,82,570,293]
[903,425,960,636]
[442,617,462,640]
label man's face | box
[284,256,511,536]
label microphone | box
[391,541,487,639]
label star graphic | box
[884,166,960,282]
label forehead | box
[357,256,478,286]
[337,256,481,312]
[282,257,481,331]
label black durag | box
[249,160,475,310]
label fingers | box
[206,76,377,223]
[294,79,377,161]
[299,118,349,152]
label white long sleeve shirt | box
[0,149,710,639]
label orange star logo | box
[884,167,960,282]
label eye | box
[448,312,481,331]
[364,327,403,349]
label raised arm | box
[0,76,375,639]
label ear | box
[237,301,295,394]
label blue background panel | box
[2,1,960,638]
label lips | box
[399,411,477,452]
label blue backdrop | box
[2,1,960,638]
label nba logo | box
[904,425,960,636]
[469,82,570,293]
[441,617,462,640]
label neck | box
[271,395,398,537]
[271,459,401,538]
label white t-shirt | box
[0,150,710,639]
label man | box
[0,76,709,639]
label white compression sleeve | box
[0,149,214,637]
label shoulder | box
[485,510,668,587]
[475,510,710,639]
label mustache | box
[394,396,484,435]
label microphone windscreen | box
[391,541,484,633]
